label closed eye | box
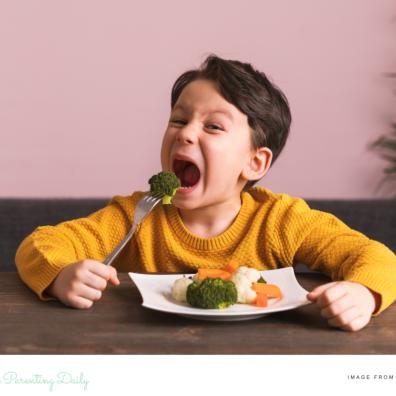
[207,124,223,131]
[170,119,186,125]
[169,119,224,132]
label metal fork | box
[104,192,163,266]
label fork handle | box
[104,223,137,266]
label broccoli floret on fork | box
[148,171,181,204]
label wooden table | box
[0,272,394,354]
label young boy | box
[15,54,396,332]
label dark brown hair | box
[170,54,292,190]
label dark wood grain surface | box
[1,272,394,354]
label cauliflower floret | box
[230,272,257,304]
[172,277,193,302]
[233,266,261,283]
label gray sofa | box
[1,198,395,272]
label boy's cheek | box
[159,141,170,170]
[160,132,178,170]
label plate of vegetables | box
[129,264,311,321]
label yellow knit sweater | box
[15,187,396,314]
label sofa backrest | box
[1,199,108,272]
[1,198,395,272]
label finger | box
[66,296,94,310]
[88,262,115,282]
[340,315,370,332]
[316,283,348,309]
[327,306,360,328]
[320,294,354,319]
[307,282,337,301]
[108,266,120,286]
[84,273,108,291]
[77,283,103,302]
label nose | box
[176,123,197,145]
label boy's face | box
[160,79,267,210]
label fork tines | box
[148,192,165,200]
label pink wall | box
[1,0,395,198]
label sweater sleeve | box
[272,194,396,315]
[15,193,143,301]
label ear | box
[241,147,273,182]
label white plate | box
[129,267,311,321]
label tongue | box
[182,164,200,187]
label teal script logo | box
[0,371,89,392]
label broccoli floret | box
[186,278,238,309]
[148,171,181,205]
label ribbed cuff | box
[15,233,75,302]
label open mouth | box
[173,159,201,189]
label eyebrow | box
[172,104,234,121]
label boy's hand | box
[307,281,379,332]
[45,259,120,309]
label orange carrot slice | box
[197,268,232,281]
[251,283,282,298]
[223,261,239,274]
[255,292,268,307]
